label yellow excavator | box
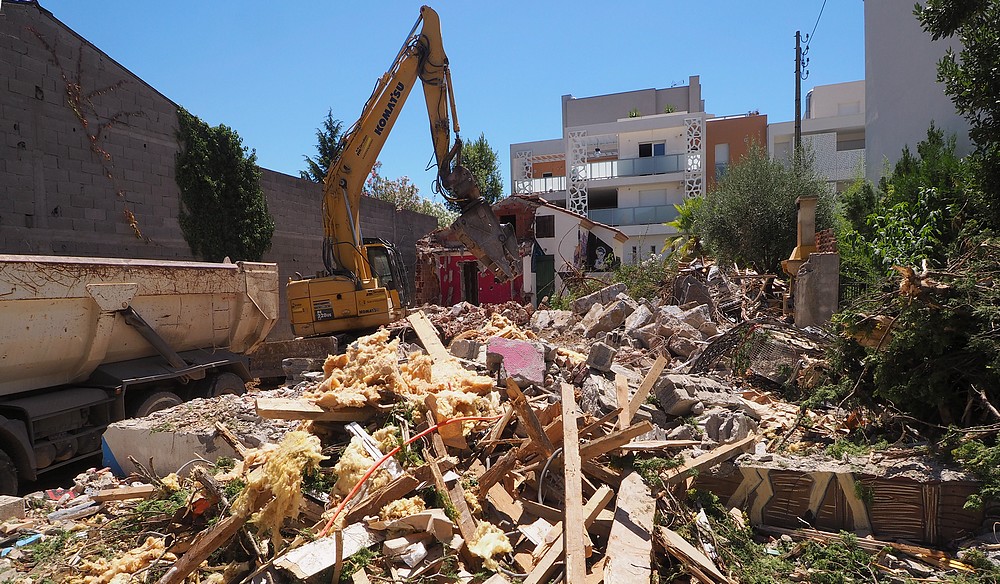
[288,5,521,337]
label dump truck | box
[0,254,280,494]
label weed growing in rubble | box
[634,456,683,490]
[214,456,235,473]
[25,530,70,564]
[338,547,382,582]
[826,437,888,460]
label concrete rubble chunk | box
[587,341,618,372]
[679,304,713,329]
[585,299,635,338]
[530,309,576,333]
[702,409,759,443]
[667,334,699,358]
[571,283,626,315]
[624,304,653,332]
[449,339,482,362]
[653,374,733,416]
[282,357,325,385]
[631,322,665,349]
[580,373,618,415]
[576,302,605,334]
[486,336,546,388]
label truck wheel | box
[0,450,18,496]
[131,391,183,418]
[208,372,246,397]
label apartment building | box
[767,81,867,192]
[510,77,708,265]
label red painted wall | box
[438,253,523,306]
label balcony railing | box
[588,204,680,227]
[527,154,685,194]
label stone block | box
[587,341,617,372]
[571,282,626,315]
[486,337,545,389]
[653,374,732,416]
[449,338,482,361]
[703,409,758,443]
[631,322,665,350]
[0,495,25,521]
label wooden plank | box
[585,555,607,584]
[662,435,758,486]
[92,484,156,502]
[477,449,518,496]
[560,383,586,584]
[578,421,653,460]
[579,407,623,439]
[626,353,668,423]
[618,440,701,452]
[486,483,525,524]
[214,422,249,458]
[604,472,655,584]
[255,398,374,421]
[657,526,729,583]
[520,499,563,523]
[615,373,631,430]
[407,311,452,364]
[523,485,614,584]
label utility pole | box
[794,31,809,164]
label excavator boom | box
[287,5,520,337]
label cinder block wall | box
[0,3,437,340]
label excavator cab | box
[363,238,412,308]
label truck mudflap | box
[451,199,522,282]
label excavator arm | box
[320,5,520,285]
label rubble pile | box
[3,284,999,583]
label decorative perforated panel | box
[514,150,533,195]
[684,117,705,198]
[568,131,589,215]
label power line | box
[805,0,828,49]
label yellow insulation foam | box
[232,430,326,550]
[468,521,513,571]
[73,536,175,584]
[379,496,427,521]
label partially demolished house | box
[415,194,627,306]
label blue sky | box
[40,1,866,205]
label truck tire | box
[0,450,18,496]
[208,372,246,398]
[131,391,183,418]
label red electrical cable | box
[318,414,501,537]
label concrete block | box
[586,341,617,372]
[580,373,617,416]
[0,495,25,521]
[571,282,626,315]
[486,337,545,389]
[667,334,699,358]
[703,409,758,443]
[103,421,240,479]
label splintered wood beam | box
[560,383,586,583]
[406,310,452,364]
[522,485,614,584]
[92,484,156,502]
[214,421,249,458]
[424,447,481,571]
[579,421,653,460]
[506,378,555,456]
[657,526,729,583]
[579,407,623,439]
[605,472,655,583]
[477,448,518,496]
[662,435,758,486]
[627,353,668,422]
[255,398,374,421]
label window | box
[534,215,555,238]
[638,142,666,158]
[650,246,656,256]
[715,143,730,180]
[631,246,639,264]
[542,172,553,178]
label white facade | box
[510,77,706,265]
[767,81,866,191]
[864,0,972,184]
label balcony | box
[588,204,680,227]
[527,154,685,194]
